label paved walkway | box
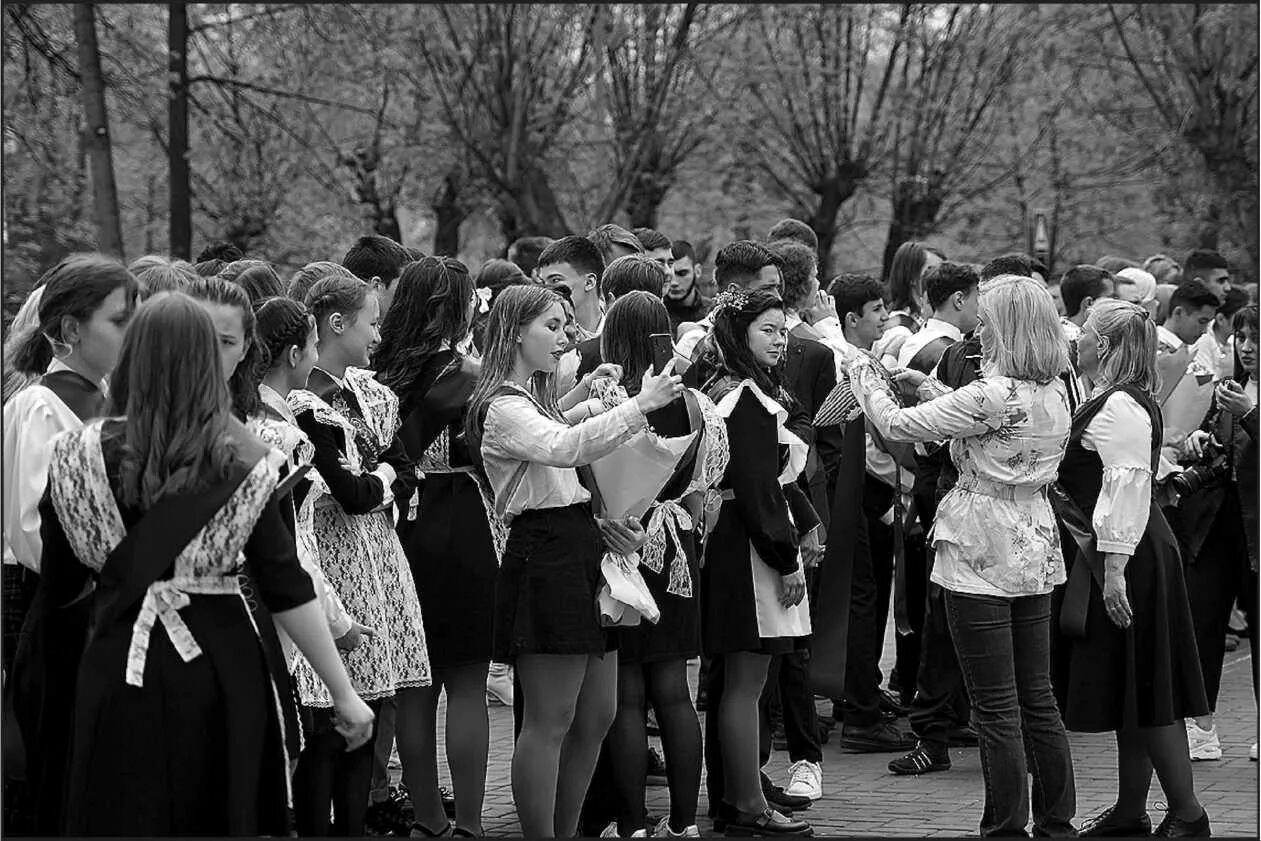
[425,639,1258,837]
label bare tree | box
[73,3,124,259]
[413,4,603,243]
[168,3,190,259]
[740,4,913,277]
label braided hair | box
[255,296,315,376]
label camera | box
[1169,438,1230,498]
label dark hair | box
[1095,255,1138,274]
[506,236,555,275]
[829,273,884,322]
[405,247,427,261]
[474,258,529,300]
[1232,305,1258,384]
[769,240,818,311]
[342,234,412,286]
[603,254,668,300]
[600,291,671,396]
[373,257,475,395]
[1060,265,1114,318]
[183,276,263,420]
[671,240,698,263]
[1218,287,1250,320]
[289,261,356,304]
[1183,249,1229,277]
[305,274,371,333]
[220,260,285,305]
[713,240,780,291]
[128,255,198,299]
[768,218,819,250]
[195,240,244,263]
[980,253,1033,281]
[194,259,226,277]
[1168,280,1220,317]
[10,253,139,376]
[885,240,945,313]
[1029,254,1048,279]
[587,223,645,264]
[710,289,789,399]
[254,297,315,375]
[537,235,606,291]
[925,262,980,311]
[108,292,238,509]
[633,227,671,252]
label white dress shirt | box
[897,318,964,370]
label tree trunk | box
[498,163,570,244]
[168,4,191,260]
[625,170,670,230]
[807,169,862,280]
[341,146,404,244]
[431,172,467,257]
[74,4,124,260]
[880,180,944,280]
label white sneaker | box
[1250,742,1258,761]
[783,758,823,800]
[630,831,648,838]
[651,817,700,837]
[1186,720,1222,761]
[486,667,514,706]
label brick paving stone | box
[411,633,1257,837]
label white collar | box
[785,311,803,329]
[1156,324,1183,351]
[922,317,964,342]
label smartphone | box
[649,333,675,375]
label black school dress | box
[395,351,500,671]
[30,419,313,836]
[1053,385,1209,732]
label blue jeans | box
[944,591,1076,837]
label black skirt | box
[401,472,498,670]
[493,503,611,663]
[1054,506,1210,732]
[616,530,701,665]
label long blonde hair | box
[1085,298,1160,396]
[978,274,1069,384]
[464,284,565,461]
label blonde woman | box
[848,275,1075,837]
[1057,300,1210,838]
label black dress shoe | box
[840,719,916,753]
[761,772,809,811]
[1079,806,1152,836]
[724,807,813,836]
[1154,809,1210,838]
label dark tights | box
[293,700,381,836]
[1112,724,1204,823]
[606,659,702,834]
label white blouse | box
[2,360,99,571]
[1081,390,1153,556]
[481,384,648,522]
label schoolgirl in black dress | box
[698,288,813,837]
[466,284,683,838]
[593,290,730,837]
[373,256,498,837]
[1055,300,1211,838]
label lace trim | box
[124,576,241,687]
[49,422,125,571]
[344,367,401,447]
[287,388,365,473]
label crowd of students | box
[0,223,1255,839]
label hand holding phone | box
[649,333,675,375]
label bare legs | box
[513,653,617,837]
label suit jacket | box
[783,325,843,530]
[575,336,603,381]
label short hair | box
[587,223,644,264]
[128,254,197,299]
[977,275,1068,384]
[194,259,226,277]
[1087,299,1159,396]
[1217,287,1250,321]
[1143,253,1183,285]
[713,240,780,290]
[768,240,818,310]
[220,259,284,305]
[474,258,529,295]
[342,234,411,285]
[195,240,244,263]
[1183,249,1229,278]
[632,227,671,252]
[405,247,427,261]
[1028,255,1048,279]
[288,261,357,304]
[925,262,980,311]
[671,240,698,263]
[1095,255,1139,274]
[1114,267,1157,305]
[1060,265,1114,318]
[537,235,606,290]
[603,254,668,300]
[767,218,818,250]
[980,253,1033,281]
[829,273,884,322]
[1168,280,1221,316]
[506,236,554,275]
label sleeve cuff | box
[1096,539,1138,555]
